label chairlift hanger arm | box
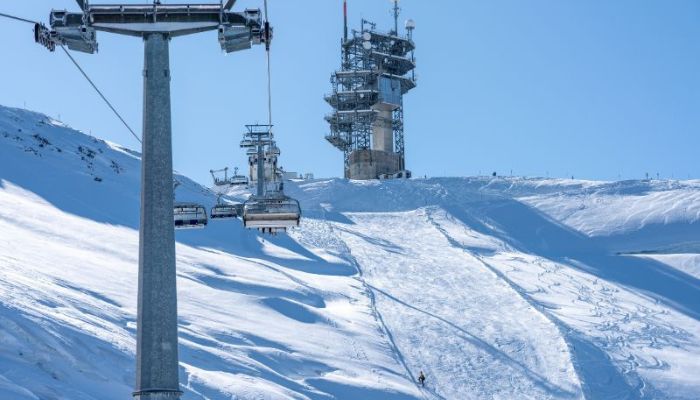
[224,0,237,10]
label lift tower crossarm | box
[51,4,260,37]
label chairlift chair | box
[240,139,256,148]
[242,195,301,232]
[174,202,208,229]
[230,167,249,186]
[210,203,239,219]
[230,175,249,185]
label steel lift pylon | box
[34,1,267,399]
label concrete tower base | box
[347,149,401,180]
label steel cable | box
[0,11,142,144]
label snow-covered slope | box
[1,105,699,399]
[0,106,418,400]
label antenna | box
[263,0,272,127]
[392,0,400,35]
[406,18,415,81]
[342,0,350,66]
[406,18,416,35]
[343,0,348,43]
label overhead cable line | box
[0,12,38,25]
[57,45,141,144]
[0,11,142,144]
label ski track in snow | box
[1,105,700,399]
[417,206,699,399]
[303,220,433,400]
[327,210,582,400]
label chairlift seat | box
[174,203,208,229]
[210,204,239,219]
[243,196,301,229]
[230,175,249,185]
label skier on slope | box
[418,371,426,387]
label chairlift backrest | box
[242,196,301,231]
[231,175,249,185]
[174,203,208,229]
[210,203,239,219]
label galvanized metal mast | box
[257,141,266,196]
[392,0,400,35]
[344,0,348,43]
[36,2,265,398]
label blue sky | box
[1,0,699,184]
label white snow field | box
[0,104,699,399]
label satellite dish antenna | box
[362,41,372,50]
[405,19,416,30]
[362,32,371,41]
